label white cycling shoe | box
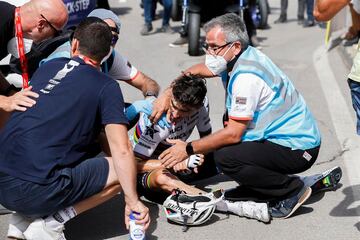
[23,218,66,240]
[7,212,32,239]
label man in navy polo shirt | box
[0,18,150,240]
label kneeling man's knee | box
[214,148,234,170]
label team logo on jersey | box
[236,97,247,105]
[40,60,79,94]
[144,126,158,139]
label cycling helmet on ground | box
[163,189,223,231]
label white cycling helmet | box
[163,190,223,229]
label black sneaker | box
[159,24,174,34]
[270,186,312,219]
[303,20,315,28]
[311,166,342,195]
[343,36,360,47]
[297,17,304,25]
[274,15,287,24]
[140,24,153,36]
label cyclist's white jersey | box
[131,97,211,159]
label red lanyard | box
[80,55,99,68]
[14,8,29,89]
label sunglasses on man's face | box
[109,26,119,34]
[111,34,119,45]
[202,42,233,54]
[108,26,119,45]
[41,14,60,37]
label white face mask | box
[100,46,114,64]
[205,42,234,75]
[7,37,33,58]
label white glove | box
[186,154,202,170]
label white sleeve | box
[228,73,266,121]
[108,51,139,81]
[352,0,360,14]
[196,97,212,133]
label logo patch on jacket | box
[236,97,247,105]
[302,151,312,161]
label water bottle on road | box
[129,211,146,240]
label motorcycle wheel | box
[188,12,200,56]
[257,0,268,29]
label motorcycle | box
[247,0,268,29]
[171,0,269,56]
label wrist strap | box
[186,142,194,155]
[145,91,158,98]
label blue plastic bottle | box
[129,212,146,240]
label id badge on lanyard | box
[15,7,29,89]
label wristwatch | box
[186,142,194,155]
[145,91,158,98]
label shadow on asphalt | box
[330,184,360,218]
[171,214,221,230]
[355,222,360,232]
[64,194,161,239]
[305,191,326,205]
[111,7,132,16]
[330,184,360,232]
[161,213,223,233]
[306,182,344,205]
[143,202,161,240]
[290,206,314,218]
[192,173,233,191]
[295,183,348,218]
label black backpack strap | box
[9,29,74,77]
[101,50,115,73]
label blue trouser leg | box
[143,0,154,25]
[161,0,172,26]
[306,0,314,21]
[348,78,360,135]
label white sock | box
[223,200,241,214]
[44,206,77,230]
[215,200,229,212]
[217,200,270,222]
[216,200,259,215]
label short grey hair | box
[203,13,249,49]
